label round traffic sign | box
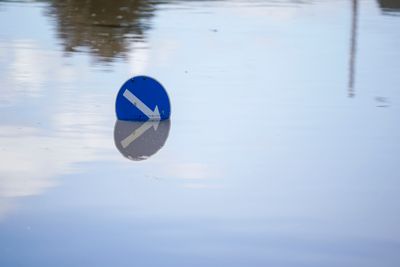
[116,76,171,121]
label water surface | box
[0,0,400,266]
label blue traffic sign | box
[116,76,171,121]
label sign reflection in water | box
[114,120,171,161]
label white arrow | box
[123,89,161,121]
[121,120,160,148]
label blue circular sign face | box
[116,76,171,121]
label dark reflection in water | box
[378,0,400,14]
[114,119,171,161]
[41,0,313,63]
[348,0,358,97]
[45,0,162,62]
[349,0,400,97]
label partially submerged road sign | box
[116,76,171,121]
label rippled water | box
[0,0,400,266]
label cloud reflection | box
[0,122,114,219]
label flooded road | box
[1,0,400,266]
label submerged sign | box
[116,76,171,121]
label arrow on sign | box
[123,89,161,121]
[120,120,160,148]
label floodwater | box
[0,0,400,266]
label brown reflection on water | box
[378,0,400,13]
[45,0,161,62]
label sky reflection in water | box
[0,0,400,266]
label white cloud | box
[0,39,82,107]
[0,38,118,220]
[9,40,46,96]
[0,120,116,219]
[128,42,149,75]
